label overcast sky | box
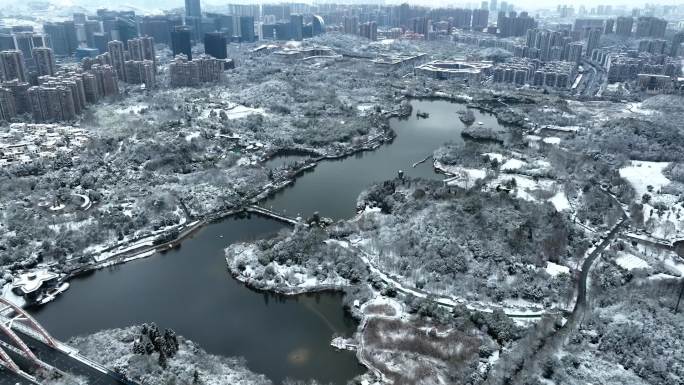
[4,0,683,15]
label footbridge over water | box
[246,205,308,226]
[0,298,136,384]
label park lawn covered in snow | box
[619,161,671,199]
[487,173,569,212]
[545,261,570,277]
[614,251,650,271]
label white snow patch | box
[549,191,570,211]
[542,136,561,145]
[185,131,200,142]
[116,104,148,114]
[619,161,671,199]
[435,161,487,188]
[545,261,570,277]
[615,252,650,270]
[1,283,26,308]
[482,152,504,162]
[663,256,684,276]
[501,158,526,171]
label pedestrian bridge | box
[0,297,135,384]
[246,205,307,226]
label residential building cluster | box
[491,58,577,89]
[0,48,119,122]
[169,54,224,87]
[600,51,682,83]
[106,37,157,88]
[496,11,537,37]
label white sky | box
[2,0,683,15]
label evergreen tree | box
[158,350,168,369]
[132,339,145,355]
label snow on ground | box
[49,218,95,233]
[648,273,679,280]
[123,249,157,263]
[542,136,561,145]
[625,102,656,115]
[49,203,65,211]
[501,158,526,171]
[488,174,569,212]
[115,104,148,114]
[202,103,267,120]
[549,191,570,211]
[615,252,650,270]
[545,261,570,277]
[663,256,684,276]
[185,131,201,142]
[361,296,404,319]
[435,161,487,188]
[93,239,155,262]
[1,283,26,308]
[482,152,504,162]
[443,168,487,188]
[356,103,375,112]
[376,39,396,45]
[72,193,91,210]
[489,174,554,200]
[619,161,671,198]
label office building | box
[239,16,255,42]
[204,32,227,59]
[116,17,139,48]
[171,26,193,60]
[290,14,303,41]
[185,0,202,19]
[43,21,78,55]
[84,20,101,48]
[312,15,325,36]
[671,31,684,57]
